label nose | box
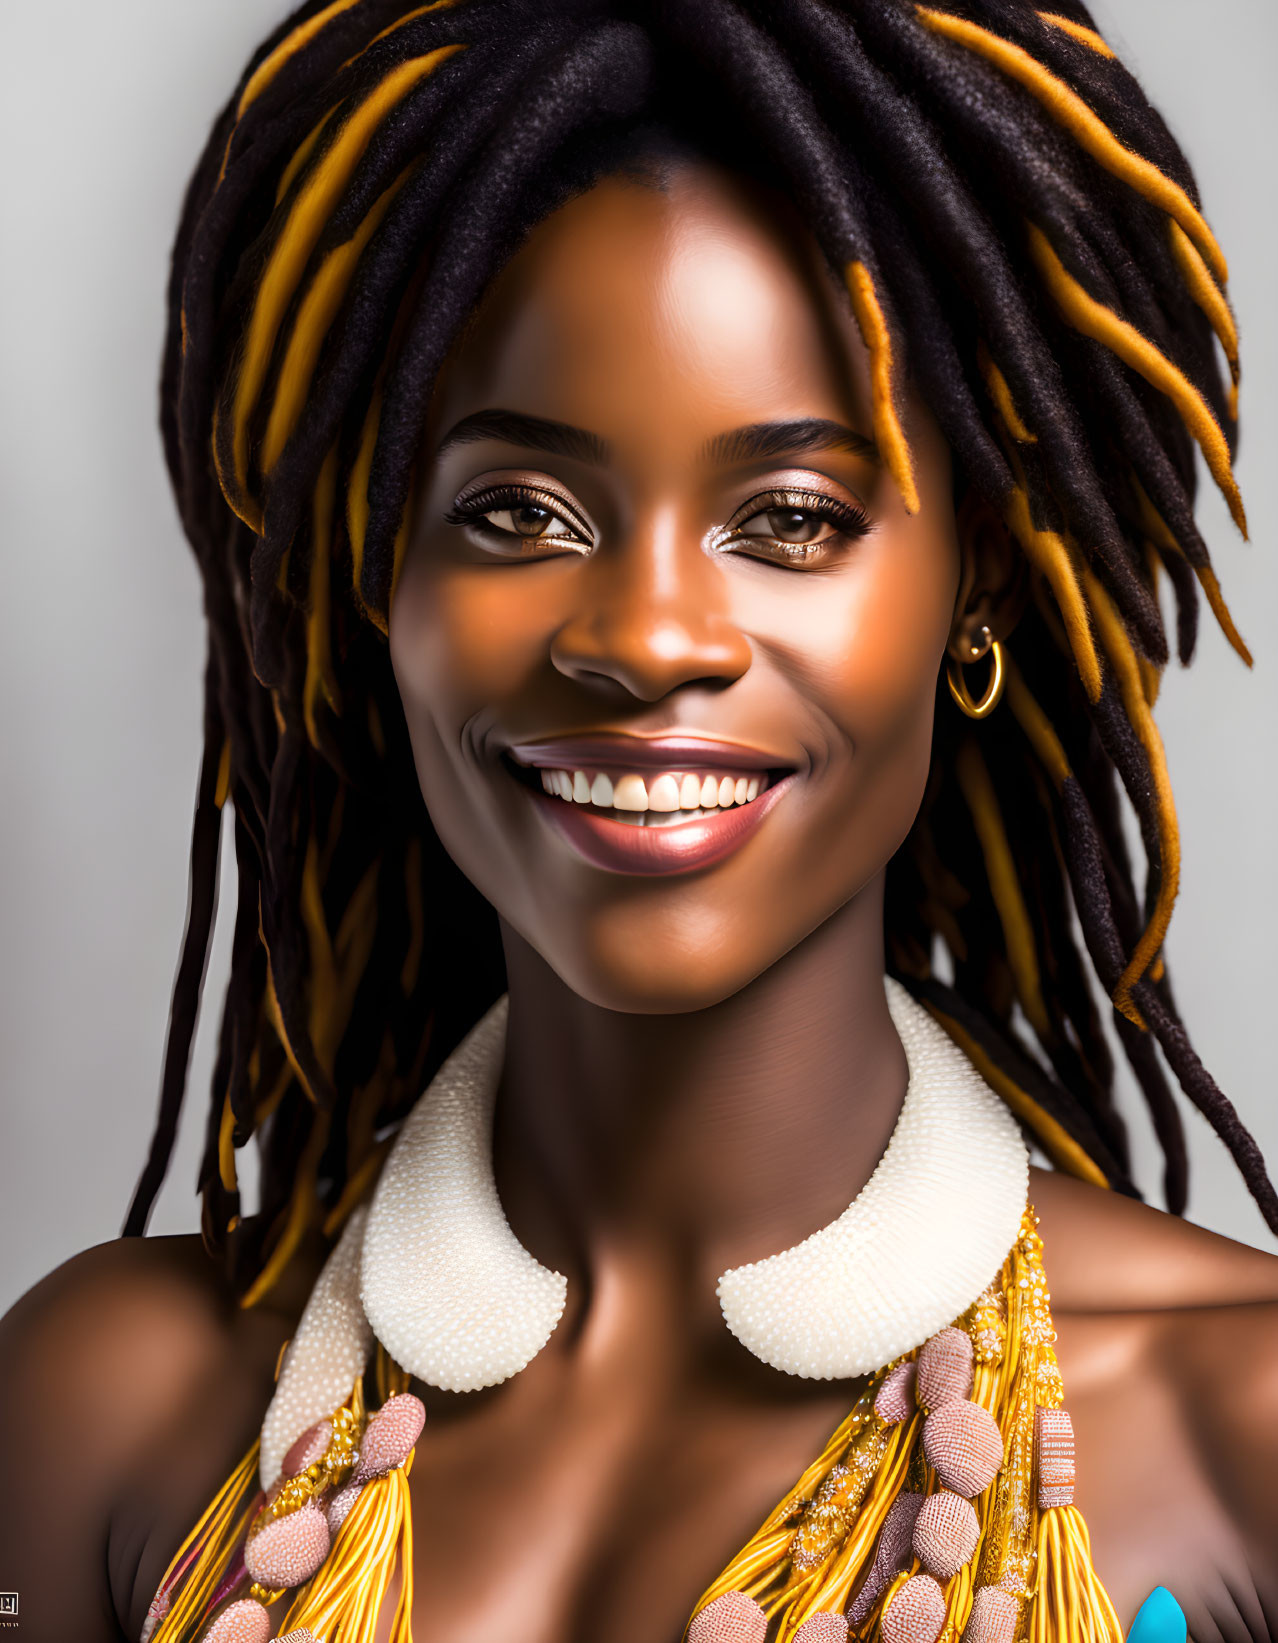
[548,512,753,702]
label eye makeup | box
[445,477,593,554]
[717,486,874,570]
[442,469,875,570]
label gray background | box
[2,1,1275,1318]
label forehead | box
[426,162,875,460]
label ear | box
[947,487,1027,663]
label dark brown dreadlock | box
[125,0,1277,1312]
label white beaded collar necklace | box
[259,978,1028,1489]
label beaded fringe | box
[144,1216,1120,1642]
[683,1210,1123,1642]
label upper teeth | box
[536,767,764,815]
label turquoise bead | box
[1127,1586,1186,1642]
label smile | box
[505,756,795,875]
[537,765,766,822]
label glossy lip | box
[507,732,794,774]
[525,772,797,876]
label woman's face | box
[390,163,964,1012]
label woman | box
[2,0,1275,1639]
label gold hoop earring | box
[947,629,1005,719]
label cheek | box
[390,553,543,760]
[785,526,957,840]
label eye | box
[721,488,873,569]
[445,482,592,556]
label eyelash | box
[444,483,591,553]
[445,483,873,569]
[720,488,874,569]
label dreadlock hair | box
[126,0,1278,1310]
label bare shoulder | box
[0,1234,307,1642]
[1030,1168,1278,1574]
[1029,1165,1278,1313]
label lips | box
[529,774,796,874]
[503,733,799,876]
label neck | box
[491,877,907,1301]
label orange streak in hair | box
[917,9,1228,283]
[1004,657,1071,789]
[304,451,342,749]
[844,262,921,515]
[214,736,233,807]
[264,954,317,1105]
[955,740,1053,1042]
[322,1137,392,1238]
[921,1002,1110,1187]
[262,175,408,475]
[238,1109,332,1311]
[301,837,339,1070]
[218,46,462,523]
[1036,11,1115,57]
[1083,569,1179,1025]
[348,388,381,600]
[388,504,413,617]
[978,342,1037,442]
[237,0,366,119]
[1027,225,1246,536]
[1003,482,1102,701]
[1132,477,1253,665]
[356,0,458,60]
[217,1090,238,1194]
[1195,562,1252,666]
[1166,219,1239,382]
[276,107,338,206]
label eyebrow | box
[435,409,878,469]
[703,419,879,466]
[436,409,609,465]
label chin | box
[528,912,788,1016]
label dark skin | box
[2,164,1276,1643]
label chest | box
[369,1371,856,1643]
[131,1324,1269,1642]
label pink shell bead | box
[687,1591,769,1643]
[875,1361,918,1426]
[793,1613,849,1642]
[963,1586,1018,1643]
[916,1327,974,1411]
[1035,1407,1076,1508]
[877,1489,925,1575]
[353,1392,426,1484]
[881,1574,947,1643]
[243,1501,331,1589]
[913,1489,980,1581]
[848,1491,924,1626]
[923,1400,1004,1497]
[281,1418,332,1479]
[200,1599,272,1643]
[327,1480,364,1534]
